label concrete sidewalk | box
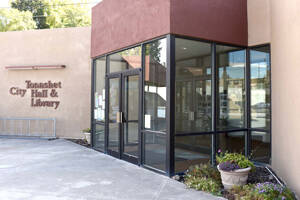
[0,138,223,200]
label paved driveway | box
[0,138,223,200]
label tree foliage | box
[11,0,49,29]
[0,8,36,32]
[44,0,91,28]
[6,0,91,31]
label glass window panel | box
[124,123,138,157]
[124,75,139,157]
[108,78,120,152]
[250,46,271,130]
[175,135,211,173]
[216,45,246,130]
[110,46,142,73]
[94,57,106,122]
[94,124,105,150]
[143,38,167,132]
[251,131,270,163]
[175,38,212,134]
[125,75,139,121]
[144,132,166,171]
[217,132,245,154]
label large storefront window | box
[109,46,142,73]
[91,36,271,175]
[144,132,166,171]
[250,46,271,163]
[93,57,106,150]
[250,46,271,130]
[94,57,106,123]
[143,39,167,132]
[174,38,212,172]
[216,46,246,130]
[175,38,212,134]
[217,132,245,154]
[175,135,211,173]
[251,131,270,163]
[143,38,167,171]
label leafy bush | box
[186,163,222,183]
[82,128,91,133]
[185,176,221,196]
[216,152,255,171]
[184,163,222,195]
[254,182,296,200]
[227,184,262,200]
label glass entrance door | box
[107,69,141,164]
[107,74,121,157]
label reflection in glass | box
[108,78,120,152]
[94,57,106,122]
[124,75,139,157]
[217,132,245,154]
[217,46,246,130]
[250,46,271,130]
[251,131,270,163]
[175,38,212,133]
[144,39,167,132]
[175,135,211,172]
[110,46,142,73]
[144,132,166,171]
[94,124,105,150]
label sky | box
[0,0,9,8]
[0,0,102,8]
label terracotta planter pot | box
[217,165,251,190]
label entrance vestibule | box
[91,36,271,176]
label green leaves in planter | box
[216,152,255,171]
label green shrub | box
[254,182,296,200]
[228,185,263,200]
[184,163,222,195]
[185,176,221,196]
[186,163,222,183]
[183,162,296,200]
[227,183,296,200]
[216,152,255,170]
[82,128,91,133]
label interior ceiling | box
[175,38,211,61]
[175,38,241,61]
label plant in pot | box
[216,150,255,190]
[82,128,91,145]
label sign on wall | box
[9,80,62,109]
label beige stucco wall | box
[0,27,91,139]
[247,0,271,45]
[271,0,300,196]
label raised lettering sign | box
[9,80,62,109]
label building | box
[90,0,300,196]
[0,27,91,139]
[0,0,299,197]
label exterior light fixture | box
[5,65,66,70]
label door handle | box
[116,112,123,123]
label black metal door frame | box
[106,68,142,165]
